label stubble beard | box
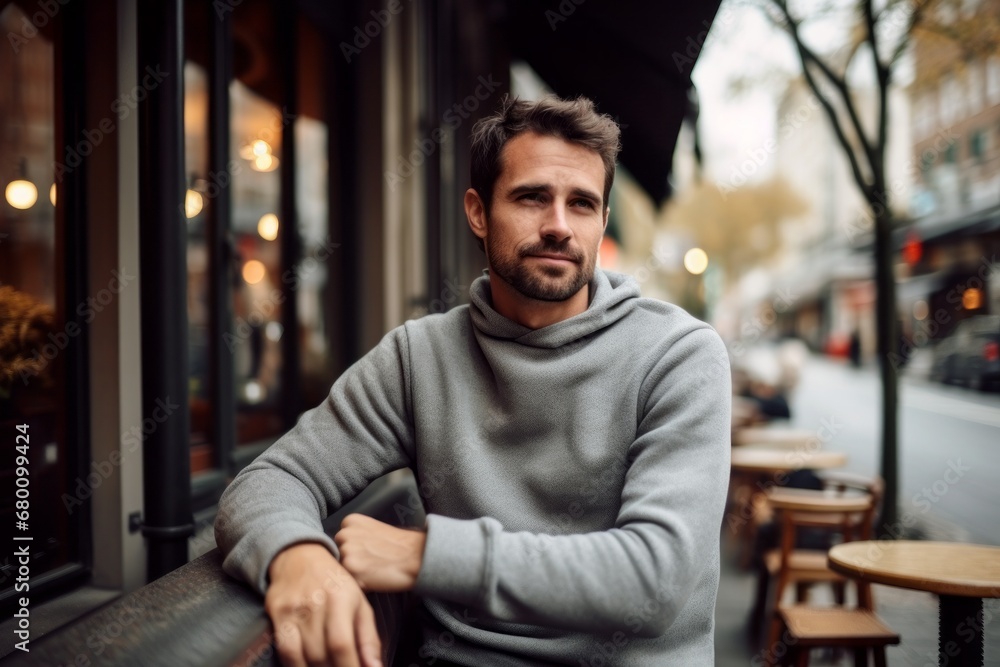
[486,228,595,303]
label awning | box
[507,0,723,206]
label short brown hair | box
[469,95,621,215]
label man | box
[216,95,731,666]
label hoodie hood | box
[468,268,641,349]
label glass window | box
[184,61,214,472]
[296,17,334,408]
[969,130,986,161]
[230,81,285,445]
[944,142,958,164]
[295,116,333,408]
[0,4,77,589]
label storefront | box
[0,0,721,634]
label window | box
[944,142,958,164]
[0,3,85,602]
[969,129,986,162]
[987,56,1000,105]
[184,61,215,472]
[230,80,286,445]
[966,62,983,114]
[177,3,337,471]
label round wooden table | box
[728,448,848,568]
[828,541,1000,667]
[730,447,847,473]
[732,427,818,448]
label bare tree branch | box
[771,0,878,175]
[799,50,874,196]
[890,0,928,64]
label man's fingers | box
[273,619,308,667]
[325,597,362,667]
[355,600,384,667]
[299,591,331,667]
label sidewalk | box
[714,523,1000,666]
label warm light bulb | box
[252,154,279,172]
[683,247,709,275]
[49,183,57,206]
[242,259,266,284]
[185,189,204,218]
[252,139,270,156]
[258,213,279,240]
[5,180,38,209]
[962,288,982,310]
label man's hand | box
[266,542,382,667]
[334,514,427,592]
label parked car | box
[929,314,1000,390]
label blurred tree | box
[759,0,1000,532]
[663,178,809,283]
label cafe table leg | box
[938,595,983,667]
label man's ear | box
[603,206,610,230]
[465,188,488,243]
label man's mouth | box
[527,252,577,264]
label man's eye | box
[572,199,595,209]
[520,193,543,202]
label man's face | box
[480,132,608,302]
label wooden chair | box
[749,474,883,641]
[763,485,899,666]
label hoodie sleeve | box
[215,327,416,595]
[412,326,731,637]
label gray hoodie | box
[216,269,731,666]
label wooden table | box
[730,447,847,473]
[728,448,848,568]
[732,427,818,449]
[767,486,872,512]
[829,541,1000,666]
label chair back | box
[817,472,885,541]
[769,484,879,609]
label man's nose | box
[539,202,572,242]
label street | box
[787,353,1000,546]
